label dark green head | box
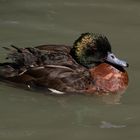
[70,32,128,68]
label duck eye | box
[111,55,115,59]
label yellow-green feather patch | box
[74,33,94,57]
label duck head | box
[70,32,128,68]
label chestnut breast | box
[89,63,128,94]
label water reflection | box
[100,121,126,128]
[99,92,124,104]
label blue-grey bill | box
[106,52,128,67]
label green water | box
[0,0,140,140]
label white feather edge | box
[31,65,73,71]
[48,88,65,94]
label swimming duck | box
[0,33,129,94]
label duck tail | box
[0,62,19,78]
[3,45,39,68]
[2,45,22,52]
[10,45,23,53]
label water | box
[0,0,140,139]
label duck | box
[0,33,129,95]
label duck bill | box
[106,52,129,68]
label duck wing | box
[35,44,71,53]
[0,45,91,93]
[0,63,90,93]
[27,65,91,93]
[3,44,79,68]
